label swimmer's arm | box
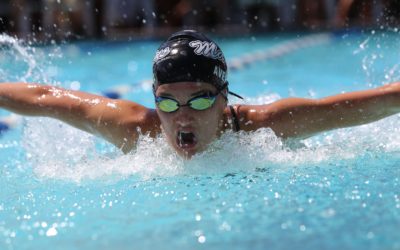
[240,82,400,139]
[0,82,161,153]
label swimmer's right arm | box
[0,83,161,153]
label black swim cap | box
[153,30,242,99]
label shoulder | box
[95,99,161,153]
[109,99,161,133]
[223,104,275,132]
[227,100,312,132]
[81,97,161,139]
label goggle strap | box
[220,82,244,100]
[228,91,244,100]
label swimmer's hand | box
[0,82,160,153]
[237,82,400,139]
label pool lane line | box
[102,33,334,99]
[228,33,333,71]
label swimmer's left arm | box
[239,82,400,139]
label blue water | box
[0,31,400,250]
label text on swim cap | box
[214,66,226,82]
[154,47,170,63]
[189,40,226,64]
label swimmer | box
[0,30,399,158]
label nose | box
[173,107,195,125]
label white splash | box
[21,107,400,183]
[0,34,36,81]
[0,33,61,84]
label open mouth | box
[176,131,197,149]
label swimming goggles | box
[155,92,219,113]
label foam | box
[20,106,399,183]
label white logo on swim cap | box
[189,40,225,64]
[153,47,170,63]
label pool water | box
[0,30,400,250]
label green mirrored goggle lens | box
[157,99,179,112]
[189,97,215,110]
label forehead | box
[155,82,217,95]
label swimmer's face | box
[155,82,227,158]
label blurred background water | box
[1,1,400,249]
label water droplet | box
[46,227,58,237]
[198,235,206,243]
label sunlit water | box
[1,30,400,250]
